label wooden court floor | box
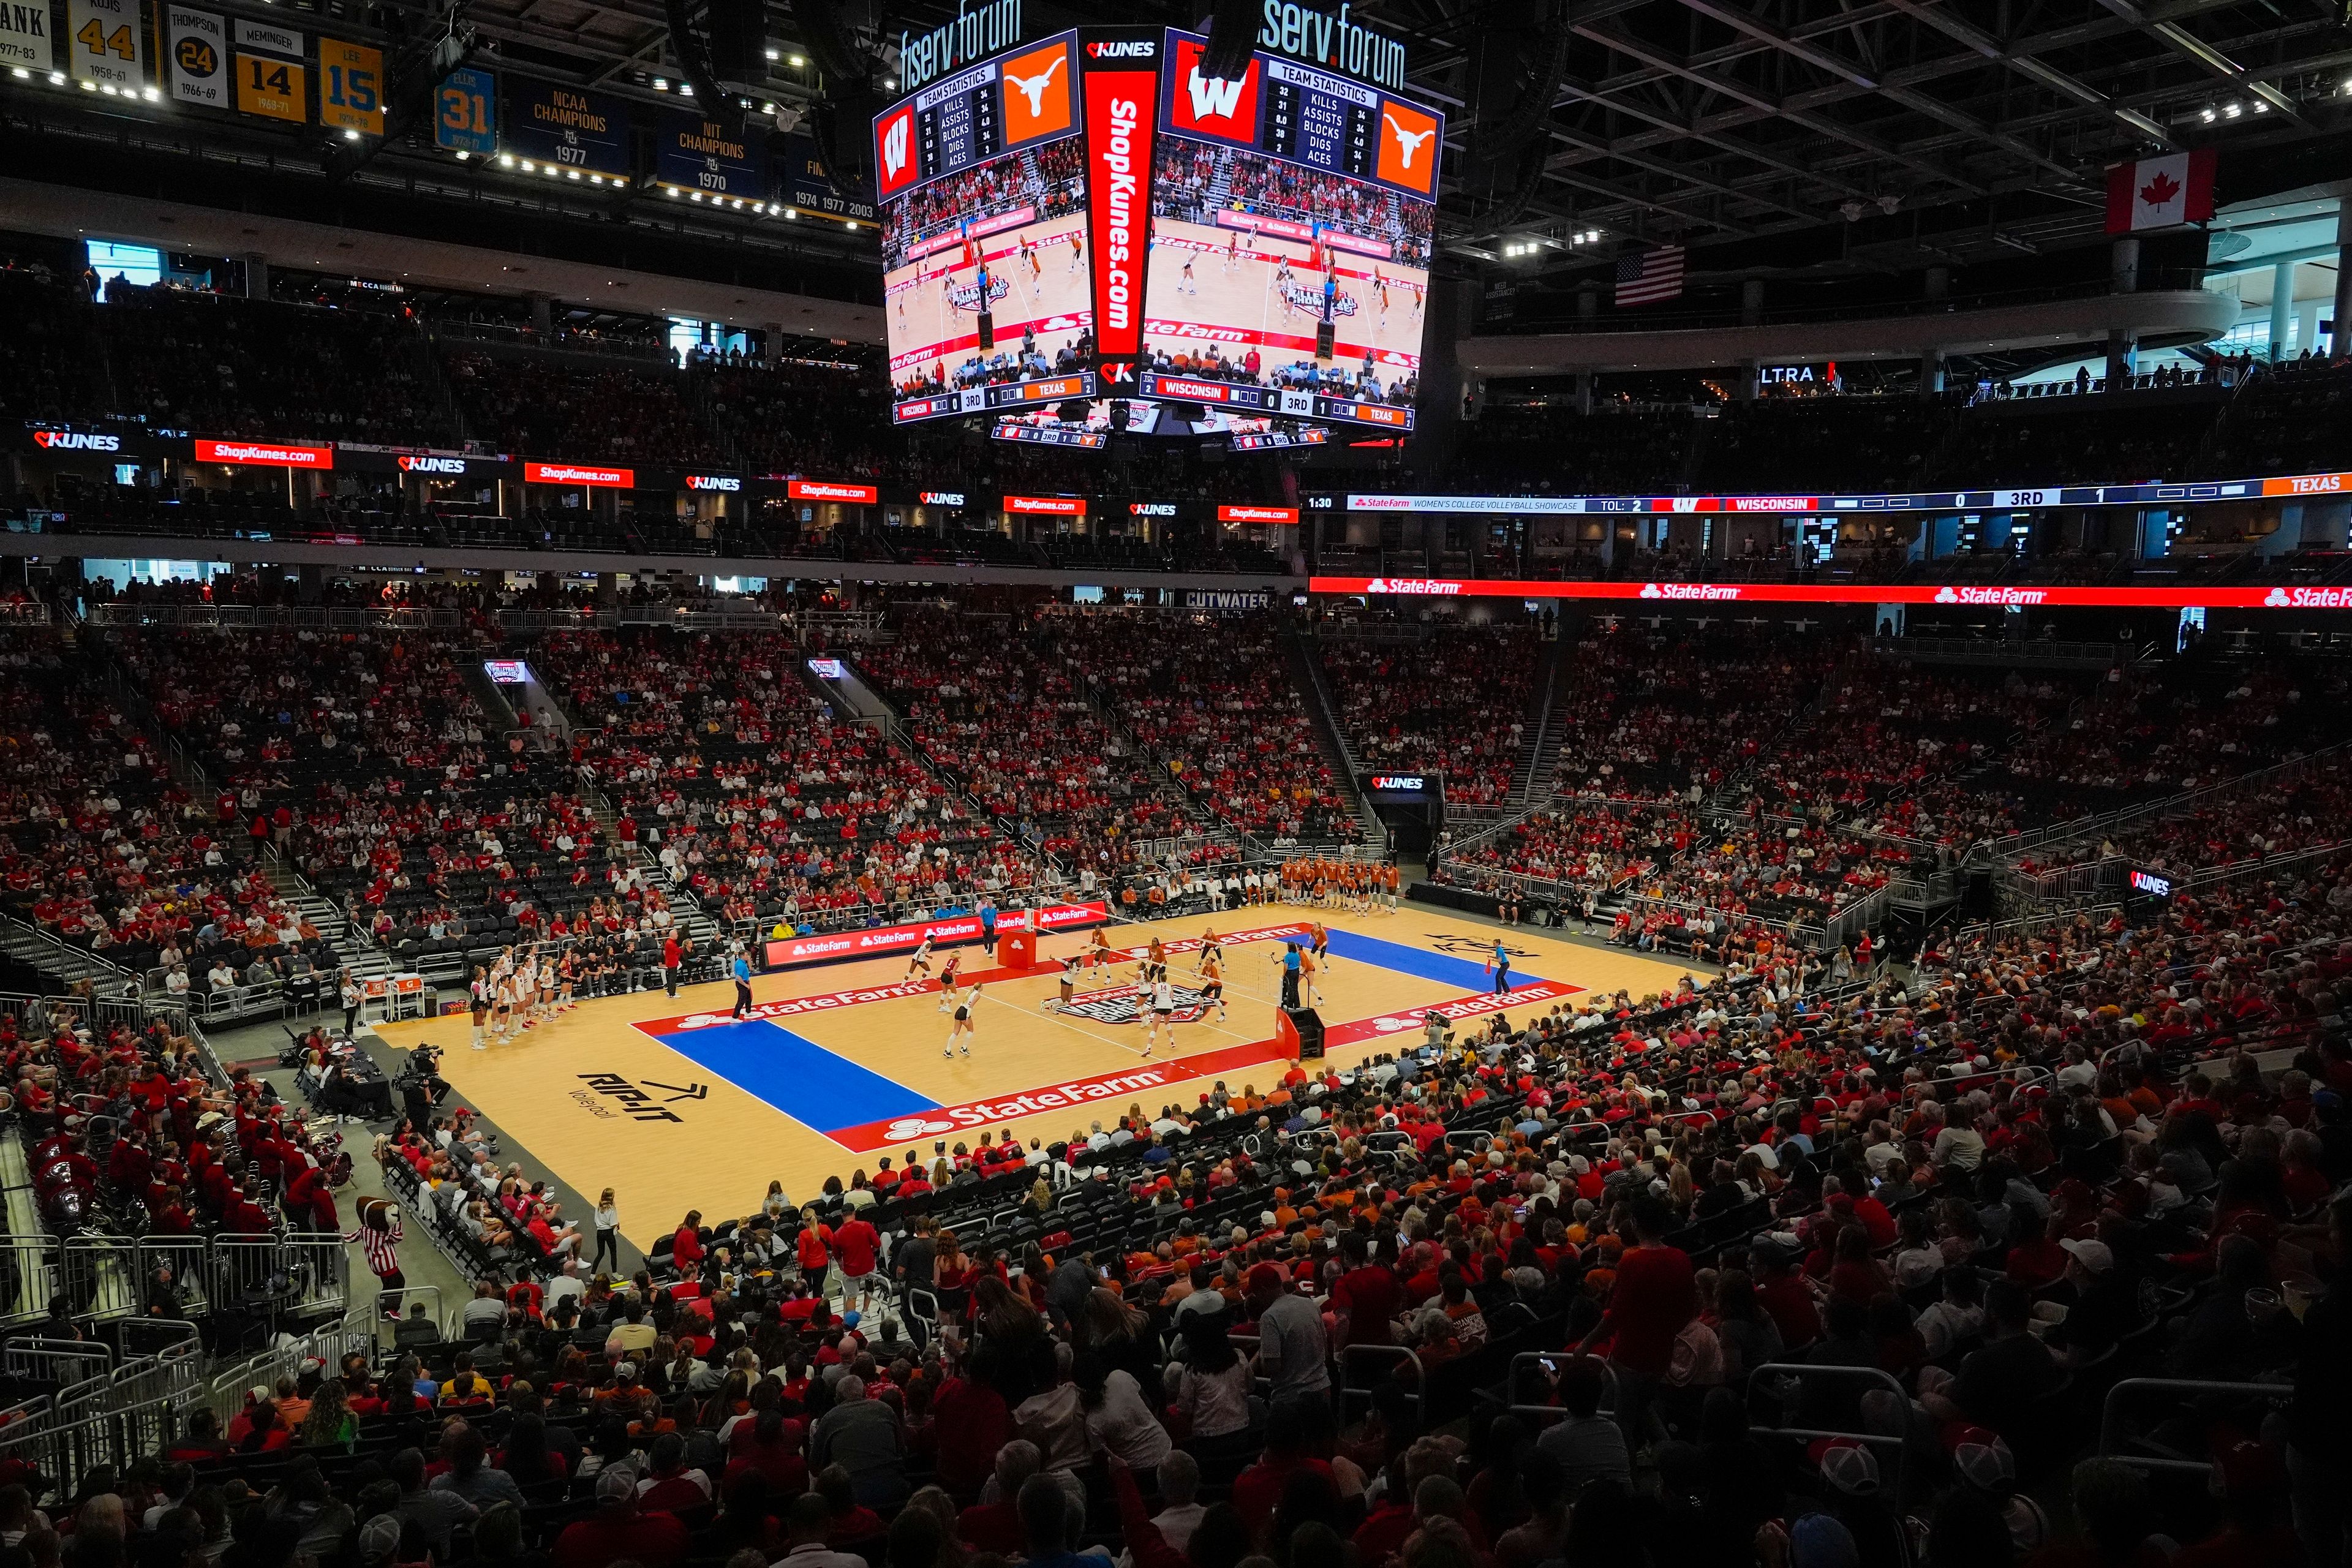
[369,910,1694,1252]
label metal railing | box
[1980,740,2352,862]
[2097,1379,2291,1475]
[83,603,468,630]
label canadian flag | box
[2105,149,2216,233]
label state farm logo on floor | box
[571,1071,708,1124]
[1057,981,1215,1025]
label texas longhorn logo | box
[1383,111,1436,171]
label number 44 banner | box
[68,0,145,88]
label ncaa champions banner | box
[1078,28,1161,374]
[165,7,227,105]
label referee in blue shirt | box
[729,948,753,1019]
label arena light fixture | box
[520,158,535,171]
[784,207,797,219]
[143,86,157,100]
[545,165,559,178]
[2201,105,2216,121]
[568,169,582,179]
[764,47,778,60]
[679,83,693,95]
[789,54,804,66]
[455,149,470,160]
[344,127,360,140]
[79,77,95,89]
[844,220,856,230]
[667,186,680,197]
[653,76,668,89]
[47,70,63,85]
[9,67,26,78]
[2223,100,2241,116]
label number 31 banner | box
[68,0,145,88]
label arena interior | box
[2,4,2351,1568]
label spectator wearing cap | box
[1244,1262,1330,1409]
[2045,1237,2139,1363]
[554,1466,690,1568]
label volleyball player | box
[943,982,978,1057]
[1138,968,1175,1057]
[1309,922,1332,1005]
[469,966,491,1050]
[1194,927,1223,975]
[905,929,936,984]
[1198,947,1228,1022]
[536,948,559,1021]
[1224,229,1242,273]
[1067,228,1084,274]
[1180,251,1197,295]
[1084,926,1115,986]
[935,948,964,1012]
[1023,234,1041,282]
[1050,952,1082,1012]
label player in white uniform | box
[943,982,978,1057]
[905,930,936,984]
[1141,968,1177,1056]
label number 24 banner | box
[166,7,227,105]
[67,0,144,88]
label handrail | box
[2097,1378,2291,1474]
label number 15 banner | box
[67,0,145,88]
[318,37,382,135]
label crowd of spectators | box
[855,608,1210,873]
[533,629,1041,932]
[1038,612,1360,845]
[445,352,729,467]
[71,823,2346,1568]
[1319,628,1544,811]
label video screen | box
[1136,33,1441,432]
[876,32,1099,424]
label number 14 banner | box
[67,0,144,88]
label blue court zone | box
[1318,929,1551,992]
[642,1017,941,1136]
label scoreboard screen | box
[877,31,1100,426]
[1137,29,1438,432]
[875,19,1439,435]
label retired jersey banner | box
[435,66,496,153]
[0,0,52,72]
[318,38,383,135]
[66,0,144,88]
[165,7,226,104]
[232,20,306,123]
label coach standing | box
[663,933,682,997]
[729,946,753,1019]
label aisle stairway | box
[1283,627,1387,847]
[1510,633,1574,807]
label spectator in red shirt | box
[1572,1196,1694,1439]
[832,1212,881,1317]
[555,1466,691,1568]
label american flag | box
[1614,244,1686,306]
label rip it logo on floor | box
[573,1072,709,1124]
[1059,981,1215,1025]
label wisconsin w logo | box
[881,116,910,178]
[1186,67,1246,121]
[1060,982,1213,1026]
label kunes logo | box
[1128,502,1177,516]
[1362,577,1462,595]
[32,431,120,451]
[397,455,467,473]
[686,474,742,491]
[1087,39,1156,58]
